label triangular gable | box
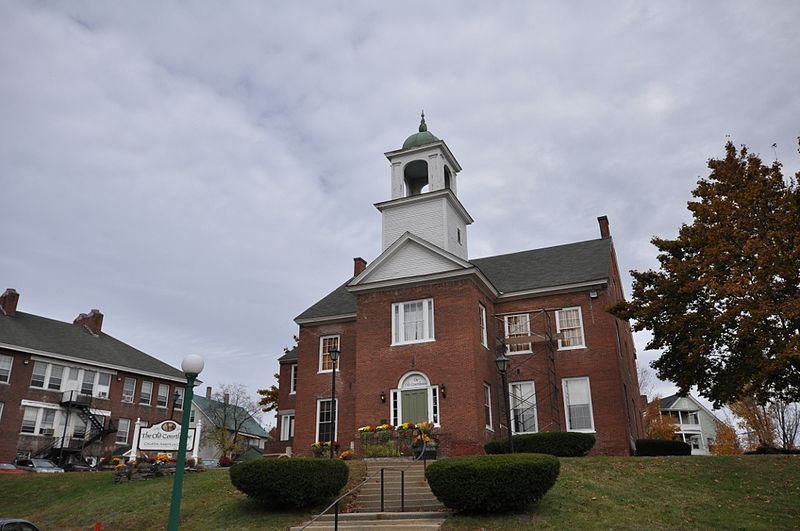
[350,232,471,287]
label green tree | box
[611,141,800,406]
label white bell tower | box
[375,113,473,259]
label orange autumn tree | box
[643,396,678,440]
[710,419,742,455]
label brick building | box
[275,116,643,457]
[0,288,188,465]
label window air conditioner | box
[97,391,109,399]
[40,428,55,436]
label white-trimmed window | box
[20,406,60,436]
[319,335,340,373]
[40,409,56,436]
[505,314,531,354]
[96,373,111,399]
[316,399,337,443]
[563,377,595,432]
[392,299,435,345]
[31,362,47,388]
[510,381,538,433]
[21,407,38,434]
[122,378,136,403]
[280,414,295,441]
[483,383,492,429]
[140,381,153,405]
[157,384,169,408]
[557,307,586,349]
[189,409,196,423]
[116,418,130,445]
[174,388,184,410]
[290,364,298,394]
[0,354,12,383]
[479,304,488,348]
[48,365,64,390]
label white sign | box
[137,420,195,452]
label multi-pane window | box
[96,373,111,398]
[510,381,537,433]
[189,409,196,422]
[479,304,488,348]
[116,418,130,445]
[157,384,169,407]
[563,377,595,432]
[140,381,153,405]
[319,336,340,372]
[316,399,337,443]
[290,364,298,394]
[556,307,585,349]
[174,388,184,410]
[21,407,38,434]
[505,314,532,353]
[281,414,295,441]
[40,409,56,435]
[483,383,492,429]
[0,354,12,383]
[48,365,64,390]
[30,362,47,388]
[81,370,96,395]
[392,299,435,344]
[122,378,136,403]
[72,417,88,439]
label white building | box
[660,393,720,455]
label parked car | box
[0,463,26,475]
[14,459,64,474]
[0,518,41,530]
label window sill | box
[139,403,151,407]
[558,345,587,351]
[121,400,134,404]
[391,338,436,347]
[507,350,533,356]
[289,391,296,395]
[567,429,596,434]
[317,369,339,375]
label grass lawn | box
[0,460,365,531]
[443,455,800,530]
[2,456,798,530]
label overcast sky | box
[2,1,798,427]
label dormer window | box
[392,299,435,345]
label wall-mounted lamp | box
[440,385,447,399]
[23,359,29,365]
[380,390,386,403]
[589,290,598,299]
[117,377,122,382]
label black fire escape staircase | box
[59,391,117,452]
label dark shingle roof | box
[0,311,184,380]
[278,346,298,363]
[659,394,681,409]
[295,280,357,322]
[470,238,611,294]
[295,238,611,322]
[193,395,268,438]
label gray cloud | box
[2,0,799,423]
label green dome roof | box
[402,112,439,150]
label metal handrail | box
[300,432,432,530]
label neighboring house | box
[274,116,644,457]
[189,387,268,463]
[0,289,188,465]
[659,393,720,455]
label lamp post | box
[328,347,340,459]
[167,354,204,531]
[495,353,514,454]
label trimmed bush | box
[425,454,560,513]
[229,458,348,509]
[635,439,692,456]
[744,446,800,455]
[484,432,596,457]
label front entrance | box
[401,389,429,424]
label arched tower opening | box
[444,165,452,190]
[404,160,429,196]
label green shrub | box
[229,458,348,509]
[744,446,800,455]
[484,432,596,457]
[635,439,692,456]
[425,454,560,513]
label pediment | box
[349,233,471,287]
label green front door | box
[401,389,429,424]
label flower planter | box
[412,447,438,460]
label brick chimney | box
[597,215,611,238]
[206,386,212,399]
[354,257,367,276]
[0,288,19,317]
[223,393,230,405]
[73,309,104,335]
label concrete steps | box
[291,512,447,530]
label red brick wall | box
[280,247,643,458]
[0,347,191,462]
